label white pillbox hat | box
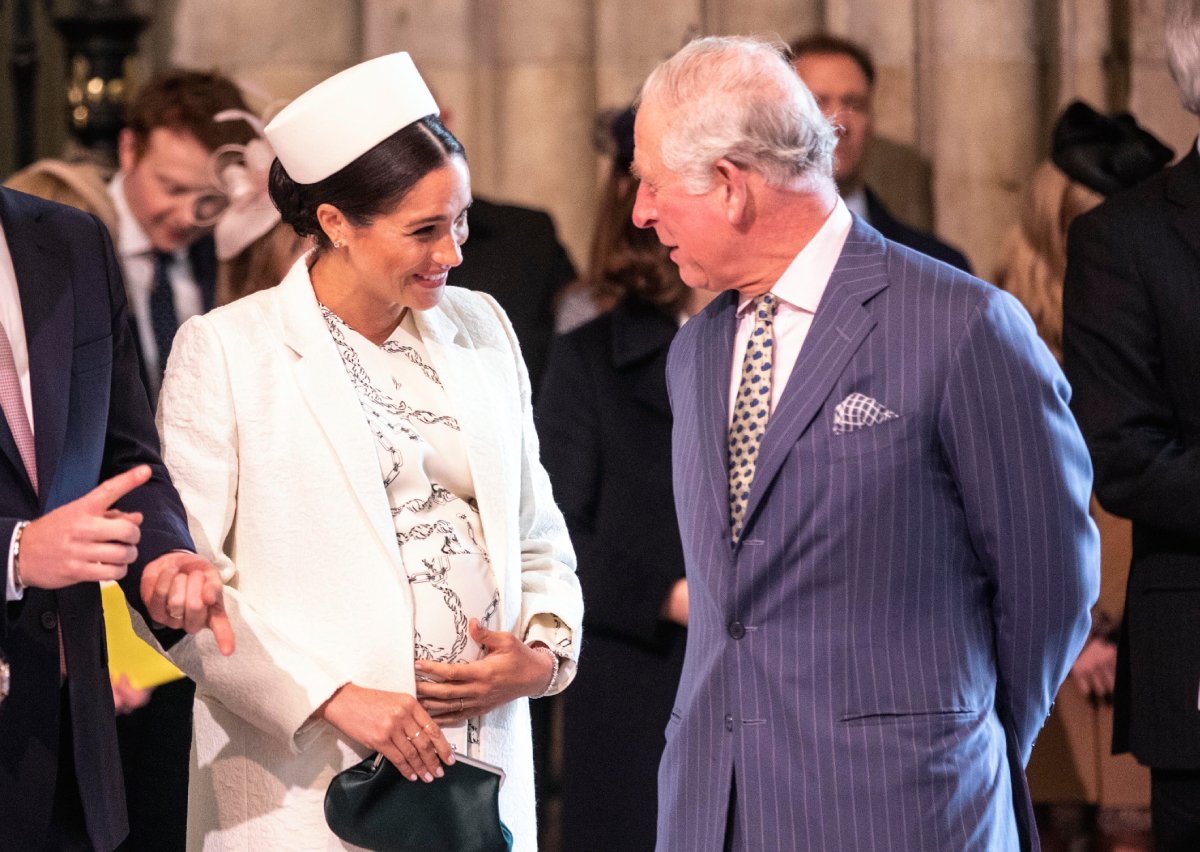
[264,52,439,185]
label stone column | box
[1057,0,1112,109]
[917,0,1040,278]
[171,0,363,105]
[1128,0,1198,157]
[702,0,820,41]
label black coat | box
[537,298,686,852]
[866,187,974,273]
[455,198,577,396]
[1063,146,1200,768]
[0,188,193,851]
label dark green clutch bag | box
[324,752,514,852]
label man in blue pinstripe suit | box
[631,36,1099,851]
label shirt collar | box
[736,195,853,317]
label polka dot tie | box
[728,292,778,541]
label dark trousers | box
[723,769,745,852]
[115,677,194,852]
[44,685,94,851]
[1151,767,1200,851]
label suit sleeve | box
[153,314,347,751]
[475,293,583,692]
[938,290,1099,763]
[87,213,193,642]
[1062,209,1200,535]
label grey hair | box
[637,35,838,194]
[1166,0,1200,115]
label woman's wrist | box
[528,643,560,698]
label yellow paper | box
[101,582,184,689]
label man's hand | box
[661,577,689,626]
[1069,637,1117,700]
[16,465,150,589]
[140,552,235,656]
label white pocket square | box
[833,393,899,435]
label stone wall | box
[5,0,1196,280]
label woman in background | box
[997,100,1171,852]
[538,106,712,852]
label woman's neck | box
[309,252,404,345]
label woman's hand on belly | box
[316,684,456,782]
[415,619,556,724]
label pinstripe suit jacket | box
[658,218,1099,851]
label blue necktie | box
[150,250,179,375]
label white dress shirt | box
[0,221,33,602]
[109,173,205,393]
[728,197,853,421]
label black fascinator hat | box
[1051,101,1174,197]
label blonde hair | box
[995,162,1102,361]
[5,159,118,237]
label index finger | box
[208,601,236,656]
[84,465,152,511]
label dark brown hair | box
[788,33,876,88]
[268,115,465,253]
[124,70,255,154]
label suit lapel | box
[277,261,398,566]
[1168,146,1200,260]
[413,301,511,600]
[0,189,72,506]
[691,291,738,539]
[738,220,888,537]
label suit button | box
[40,610,58,630]
[728,621,746,640]
[724,714,734,732]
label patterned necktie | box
[0,321,36,494]
[728,292,778,542]
[150,250,179,374]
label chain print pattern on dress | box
[380,340,443,386]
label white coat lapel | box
[277,258,399,567]
[413,299,512,605]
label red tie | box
[0,321,64,676]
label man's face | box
[792,52,873,191]
[630,103,735,292]
[118,126,219,253]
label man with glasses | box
[789,33,973,273]
[109,70,254,401]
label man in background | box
[110,70,255,400]
[790,33,973,273]
[1063,2,1200,847]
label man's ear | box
[117,128,141,173]
[714,158,750,226]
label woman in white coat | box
[154,53,582,850]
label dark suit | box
[659,217,1096,851]
[537,298,686,852]
[865,187,973,273]
[0,188,192,852]
[455,198,576,396]
[1063,146,1200,843]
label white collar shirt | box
[728,196,853,423]
[109,172,204,390]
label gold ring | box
[168,608,185,620]
[411,729,423,740]
[457,698,464,713]
[423,722,436,733]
